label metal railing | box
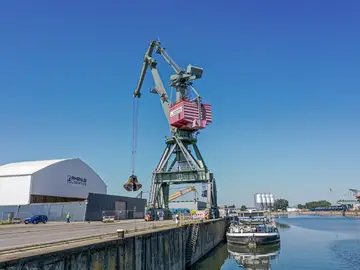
[101,210,144,223]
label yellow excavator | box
[169,186,196,201]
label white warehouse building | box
[0,158,107,206]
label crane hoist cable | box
[123,97,142,192]
[132,97,139,175]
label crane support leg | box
[147,130,219,219]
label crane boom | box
[133,40,171,124]
[149,66,171,123]
[133,41,156,98]
[132,40,204,125]
[155,43,182,74]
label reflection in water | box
[275,222,290,230]
[190,242,229,270]
[227,243,281,270]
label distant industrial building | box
[0,158,107,206]
[254,193,275,210]
[169,200,206,210]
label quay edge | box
[0,218,229,270]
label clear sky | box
[0,1,359,206]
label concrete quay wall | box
[0,218,228,270]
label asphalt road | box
[0,219,174,250]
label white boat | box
[226,210,280,246]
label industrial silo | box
[254,193,262,210]
[261,193,266,210]
[265,194,271,210]
[269,194,275,209]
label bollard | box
[117,229,124,238]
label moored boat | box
[226,210,280,246]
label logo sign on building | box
[67,175,87,186]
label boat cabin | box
[238,210,265,218]
[256,224,278,233]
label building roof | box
[0,158,75,177]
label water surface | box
[193,215,360,269]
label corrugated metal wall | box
[0,194,147,222]
[0,201,87,222]
[85,193,146,221]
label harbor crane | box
[125,40,219,220]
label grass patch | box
[0,221,11,225]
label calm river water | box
[192,215,360,269]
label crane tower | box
[128,40,219,219]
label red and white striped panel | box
[169,100,213,129]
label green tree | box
[240,205,247,211]
[274,199,289,211]
[297,204,305,209]
[305,200,331,209]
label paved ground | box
[0,219,175,250]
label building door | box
[115,201,127,219]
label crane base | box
[145,207,172,221]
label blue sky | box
[0,1,359,206]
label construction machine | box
[144,186,196,221]
[169,186,197,201]
[125,40,219,221]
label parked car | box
[24,215,48,224]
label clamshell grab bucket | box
[124,174,142,192]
